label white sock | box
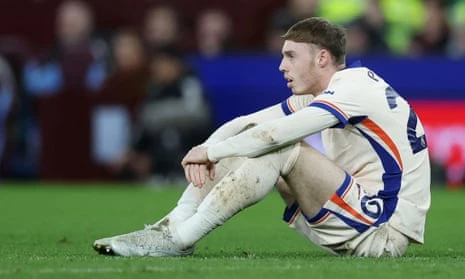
[174,156,281,248]
[156,157,246,226]
[165,183,212,225]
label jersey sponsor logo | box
[361,195,383,219]
[323,90,335,95]
[367,70,379,82]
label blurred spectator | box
[381,0,425,54]
[447,0,465,58]
[345,19,374,56]
[143,4,182,52]
[23,0,108,95]
[318,0,365,24]
[17,0,108,179]
[448,24,465,59]
[0,56,15,171]
[98,29,148,102]
[408,0,450,56]
[110,48,214,182]
[266,0,319,53]
[195,9,235,57]
[345,0,388,56]
[92,30,150,175]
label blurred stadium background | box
[0,0,464,188]
[1,1,465,278]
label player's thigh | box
[283,141,347,217]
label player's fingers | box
[190,164,201,187]
[181,150,191,167]
[188,164,196,186]
[199,164,207,186]
[193,164,203,187]
[208,163,216,180]
[184,164,191,183]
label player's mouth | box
[285,77,293,88]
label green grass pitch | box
[0,183,464,279]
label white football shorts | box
[282,173,409,257]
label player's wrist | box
[206,147,218,163]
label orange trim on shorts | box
[340,177,354,198]
[288,208,301,224]
[311,211,331,225]
[330,194,374,225]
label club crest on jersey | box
[323,90,335,95]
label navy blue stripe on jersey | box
[348,115,368,125]
[309,102,348,126]
[356,127,401,226]
[281,100,292,115]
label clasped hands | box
[181,145,215,187]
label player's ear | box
[318,49,331,68]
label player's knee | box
[354,225,410,258]
[279,142,302,176]
[383,228,410,257]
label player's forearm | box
[207,107,338,161]
[202,117,247,146]
[203,104,284,146]
[203,94,315,146]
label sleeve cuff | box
[206,146,219,163]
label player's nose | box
[278,60,287,72]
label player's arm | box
[204,79,359,161]
[206,106,339,161]
[202,94,313,146]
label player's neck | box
[315,69,337,93]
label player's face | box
[279,40,321,95]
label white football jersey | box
[207,67,431,244]
[310,67,431,243]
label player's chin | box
[291,88,305,95]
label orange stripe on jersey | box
[330,194,374,225]
[286,98,295,113]
[312,100,349,120]
[361,118,404,169]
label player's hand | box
[182,146,215,187]
[181,145,210,166]
[183,163,216,187]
